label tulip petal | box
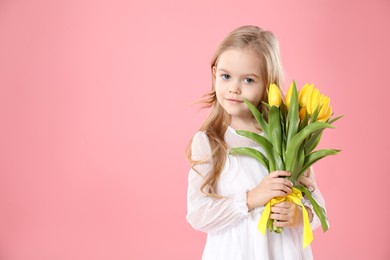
[268,83,282,107]
[318,96,331,121]
[307,88,321,115]
[323,105,332,122]
[298,83,314,107]
[285,82,293,109]
[299,107,307,121]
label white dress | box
[186,126,326,260]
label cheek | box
[214,81,224,97]
[246,88,265,106]
[214,78,223,90]
[214,86,222,102]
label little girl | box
[186,25,326,260]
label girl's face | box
[213,48,265,125]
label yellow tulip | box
[317,95,332,122]
[318,95,330,118]
[318,106,332,122]
[299,107,307,121]
[298,84,314,108]
[285,82,293,109]
[325,105,333,122]
[268,83,282,107]
[307,88,321,115]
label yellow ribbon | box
[258,187,313,248]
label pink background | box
[0,0,389,259]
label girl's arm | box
[186,131,250,233]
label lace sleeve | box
[186,131,250,233]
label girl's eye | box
[244,78,255,84]
[221,74,230,80]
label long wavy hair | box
[186,25,285,198]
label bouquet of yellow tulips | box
[230,81,342,248]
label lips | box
[226,98,243,103]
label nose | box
[228,82,241,94]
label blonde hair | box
[186,25,285,198]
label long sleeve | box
[301,167,327,231]
[186,131,250,233]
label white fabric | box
[186,126,326,260]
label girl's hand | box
[297,169,315,192]
[270,202,313,228]
[246,171,293,211]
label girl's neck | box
[230,117,262,134]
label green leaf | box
[291,145,305,182]
[230,147,270,172]
[286,81,299,146]
[298,110,309,132]
[297,149,341,179]
[274,151,284,170]
[295,185,330,232]
[328,114,344,124]
[285,122,334,172]
[243,99,269,137]
[261,101,271,111]
[311,104,321,123]
[235,130,276,172]
[304,129,324,154]
[268,106,282,157]
[279,102,288,130]
[280,101,288,118]
[279,102,288,163]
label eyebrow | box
[217,68,260,79]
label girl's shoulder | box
[191,131,212,160]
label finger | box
[271,206,289,214]
[273,190,288,197]
[272,183,292,194]
[273,178,293,188]
[297,176,310,186]
[270,171,291,178]
[273,220,290,227]
[270,213,289,221]
[297,176,315,192]
[273,202,292,209]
